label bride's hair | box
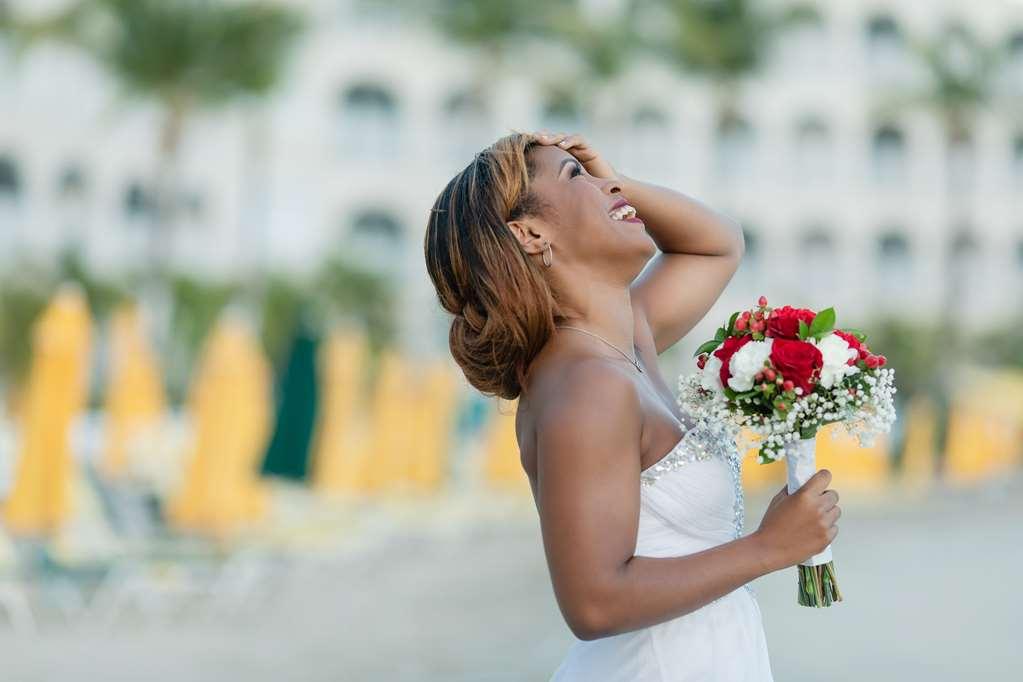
[424,131,565,400]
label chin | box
[621,234,657,279]
[633,231,658,261]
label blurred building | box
[0,0,1021,359]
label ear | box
[506,219,548,256]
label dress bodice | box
[636,419,754,605]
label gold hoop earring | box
[542,242,553,268]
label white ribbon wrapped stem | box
[783,435,833,567]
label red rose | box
[833,330,865,366]
[769,338,823,394]
[766,306,816,340]
[713,334,753,389]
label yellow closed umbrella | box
[813,422,892,493]
[100,302,166,479]
[310,328,372,495]
[365,350,418,492]
[942,404,1019,486]
[3,284,92,536]
[407,360,458,493]
[482,399,529,494]
[899,395,938,491]
[166,312,272,536]
[739,429,785,493]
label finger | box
[805,468,832,493]
[536,132,568,144]
[557,134,584,150]
[823,489,839,508]
[824,505,841,525]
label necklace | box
[556,325,644,374]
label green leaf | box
[694,339,720,357]
[714,326,727,342]
[808,307,836,338]
[726,310,740,334]
[798,319,809,340]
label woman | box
[424,130,840,681]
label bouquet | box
[678,295,897,607]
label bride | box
[424,130,841,681]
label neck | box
[556,280,636,355]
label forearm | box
[616,172,744,257]
[591,531,779,639]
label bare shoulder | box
[531,358,644,486]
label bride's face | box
[516,145,656,279]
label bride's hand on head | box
[534,131,620,181]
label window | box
[123,181,155,220]
[345,210,404,274]
[714,114,754,181]
[58,165,86,200]
[0,155,21,201]
[624,106,675,177]
[793,116,832,183]
[947,227,984,310]
[866,14,904,70]
[339,81,401,160]
[442,89,491,168]
[876,229,913,294]
[734,223,760,288]
[798,226,838,299]
[800,229,833,257]
[741,225,758,262]
[947,129,975,191]
[1012,133,1023,180]
[777,5,827,70]
[872,124,906,183]
[1006,30,1023,83]
[540,89,582,134]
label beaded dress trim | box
[639,420,757,605]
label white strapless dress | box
[549,419,775,681]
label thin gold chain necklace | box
[556,325,644,374]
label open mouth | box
[608,203,643,224]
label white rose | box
[812,333,861,389]
[726,339,773,392]
[700,354,724,395]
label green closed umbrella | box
[260,324,320,481]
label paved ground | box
[2,473,1022,681]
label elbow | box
[565,598,616,641]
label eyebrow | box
[558,157,579,176]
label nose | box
[602,177,623,194]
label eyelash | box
[570,163,583,178]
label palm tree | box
[873,21,1006,460]
[633,0,818,123]
[395,0,635,125]
[2,0,303,344]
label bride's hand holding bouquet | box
[678,296,898,607]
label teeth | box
[610,204,636,220]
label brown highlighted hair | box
[424,131,564,400]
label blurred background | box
[0,0,1021,679]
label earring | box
[542,241,553,268]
